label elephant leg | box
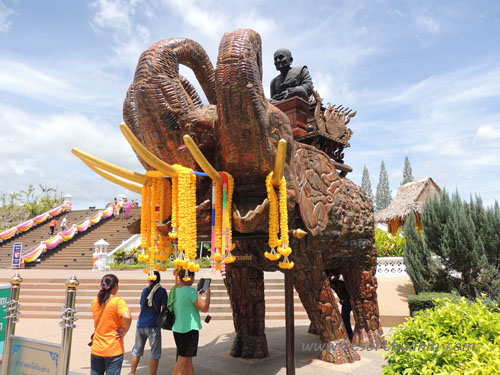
[293,253,360,364]
[344,266,385,348]
[224,261,268,358]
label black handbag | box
[152,288,175,330]
[156,307,175,330]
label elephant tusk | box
[120,122,178,178]
[291,229,308,239]
[76,153,143,194]
[270,139,287,186]
[72,148,147,185]
[183,135,221,183]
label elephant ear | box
[292,143,343,236]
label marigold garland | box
[139,171,171,280]
[170,165,199,281]
[265,172,294,269]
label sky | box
[1,0,499,210]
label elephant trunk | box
[123,38,217,171]
[215,29,294,187]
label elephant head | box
[123,29,357,238]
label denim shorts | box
[132,327,162,359]
[91,353,123,375]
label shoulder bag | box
[154,285,176,330]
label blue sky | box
[1,0,499,210]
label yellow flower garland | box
[265,172,294,269]
[170,165,199,280]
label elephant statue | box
[123,29,384,364]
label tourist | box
[331,276,353,341]
[130,270,168,375]
[171,269,211,375]
[60,215,68,231]
[113,198,121,218]
[123,198,132,220]
[90,274,132,375]
[49,218,58,235]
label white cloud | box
[89,0,135,32]
[164,0,226,40]
[0,1,14,32]
[0,58,123,110]
[0,103,144,209]
[416,15,440,35]
[474,124,500,143]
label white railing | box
[376,257,407,276]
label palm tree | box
[9,192,21,206]
[20,184,36,204]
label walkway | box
[1,269,413,374]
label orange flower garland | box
[265,172,294,269]
[139,171,172,280]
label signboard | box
[0,284,10,354]
[12,243,22,268]
[9,336,61,375]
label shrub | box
[383,297,500,375]
[407,292,459,316]
[376,227,406,257]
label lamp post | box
[59,274,79,375]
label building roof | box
[374,178,440,223]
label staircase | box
[0,210,80,268]
[0,273,308,321]
[23,207,141,269]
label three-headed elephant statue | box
[123,28,384,364]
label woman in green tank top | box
[171,269,211,375]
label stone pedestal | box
[274,97,314,138]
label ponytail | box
[98,274,119,306]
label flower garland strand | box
[211,171,235,274]
[265,172,294,269]
[139,171,172,280]
[170,165,199,281]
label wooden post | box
[285,268,296,375]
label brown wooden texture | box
[123,28,383,364]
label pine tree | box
[375,161,392,211]
[440,192,487,298]
[401,156,415,185]
[421,190,452,255]
[403,213,438,294]
[361,166,373,199]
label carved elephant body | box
[124,28,383,364]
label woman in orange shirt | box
[90,274,132,375]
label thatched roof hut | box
[374,178,440,234]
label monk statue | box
[270,48,314,103]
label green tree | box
[401,156,415,185]
[407,190,500,302]
[361,166,373,199]
[403,213,438,293]
[375,160,391,211]
[440,192,487,298]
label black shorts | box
[173,330,199,357]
